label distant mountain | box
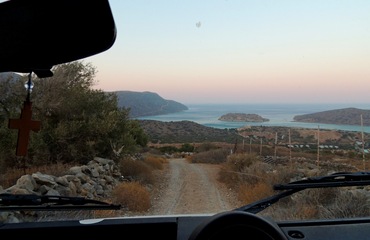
[293,107,370,126]
[112,91,188,118]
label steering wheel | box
[188,211,288,240]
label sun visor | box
[0,0,117,78]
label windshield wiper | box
[275,171,370,189]
[235,171,370,214]
[0,193,121,211]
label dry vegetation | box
[180,140,370,220]
[0,162,74,189]
[2,139,370,221]
[112,181,151,212]
[216,152,370,220]
[111,154,168,213]
[0,154,168,217]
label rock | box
[0,157,122,223]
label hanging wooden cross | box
[8,73,41,156]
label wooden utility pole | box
[249,138,252,154]
[317,125,320,166]
[361,114,365,170]
[289,129,292,167]
[233,138,238,154]
[274,132,277,161]
[260,138,262,156]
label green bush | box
[180,143,194,152]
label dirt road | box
[149,158,241,215]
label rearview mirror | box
[0,0,116,78]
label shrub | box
[190,148,229,164]
[267,165,296,185]
[158,146,179,154]
[264,188,370,221]
[147,147,163,155]
[318,190,370,219]
[195,142,219,152]
[119,158,154,184]
[218,153,265,187]
[225,153,259,172]
[143,155,167,170]
[238,181,273,204]
[179,143,195,152]
[218,165,243,188]
[112,182,151,212]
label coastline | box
[137,103,370,133]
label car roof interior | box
[0,0,116,78]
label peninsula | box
[293,107,370,126]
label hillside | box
[138,120,243,144]
[293,107,370,126]
[140,120,368,150]
[112,91,188,118]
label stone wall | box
[0,157,122,223]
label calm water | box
[137,103,370,133]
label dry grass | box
[226,153,259,172]
[190,148,229,164]
[2,141,369,221]
[118,158,154,184]
[112,181,151,212]
[219,151,370,220]
[318,190,370,219]
[0,155,168,220]
[217,151,370,221]
[143,155,167,170]
[218,153,271,187]
[0,162,73,189]
[238,182,273,204]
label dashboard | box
[1,211,370,240]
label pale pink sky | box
[87,0,370,104]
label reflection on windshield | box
[1,0,370,223]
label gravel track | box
[149,158,241,215]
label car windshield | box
[1,0,370,224]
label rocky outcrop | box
[0,157,122,223]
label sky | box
[84,0,370,105]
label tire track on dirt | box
[150,158,240,215]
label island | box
[218,113,269,122]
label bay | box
[137,103,370,133]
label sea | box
[136,103,370,133]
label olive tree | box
[0,61,148,168]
